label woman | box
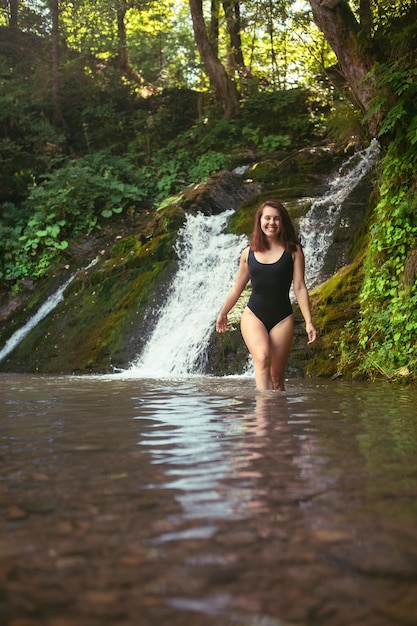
[216,199,316,391]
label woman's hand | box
[306,322,317,344]
[216,313,228,333]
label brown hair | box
[250,199,300,253]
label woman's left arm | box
[292,246,317,344]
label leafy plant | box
[2,151,148,281]
[188,151,228,181]
[241,125,291,152]
[347,147,417,380]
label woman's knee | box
[252,350,271,371]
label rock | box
[181,170,260,215]
[6,506,28,520]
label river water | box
[1,373,417,626]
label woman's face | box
[260,206,281,239]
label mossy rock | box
[0,257,174,373]
[244,146,341,192]
[245,160,282,185]
[205,329,249,376]
[0,213,182,373]
[151,205,186,236]
[289,255,364,378]
[180,170,260,216]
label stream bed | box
[1,373,417,626]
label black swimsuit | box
[247,248,293,333]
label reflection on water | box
[1,374,417,626]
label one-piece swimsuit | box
[247,248,293,333]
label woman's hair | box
[250,199,300,253]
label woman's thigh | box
[240,307,270,358]
[269,314,294,372]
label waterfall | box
[299,139,380,289]
[129,141,380,378]
[0,258,97,364]
[129,210,247,377]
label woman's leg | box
[241,308,272,390]
[269,314,294,391]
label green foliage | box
[0,202,27,281]
[26,151,146,227]
[1,152,148,281]
[343,145,417,380]
[189,115,240,152]
[0,70,66,201]
[188,151,228,181]
[324,99,364,147]
[241,89,322,147]
[334,35,417,381]
[364,56,417,142]
[241,126,291,152]
[0,80,328,285]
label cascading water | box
[299,138,380,289]
[129,210,247,377]
[0,258,97,364]
[129,141,380,377]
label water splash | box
[299,139,380,289]
[129,210,247,377]
[0,258,97,364]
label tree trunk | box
[267,0,279,89]
[209,0,220,58]
[8,0,19,28]
[117,0,130,71]
[359,0,373,36]
[222,1,244,71]
[308,0,382,136]
[189,0,240,118]
[50,0,63,126]
[116,0,148,87]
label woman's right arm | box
[216,247,250,333]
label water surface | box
[1,374,417,626]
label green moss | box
[205,329,248,376]
[228,200,257,236]
[299,255,365,378]
[245,160,281,185]
[151,205,185,236]
[64,263,169,372]
[140,233,177,262]
[0,247,173,373]
[66,270,157,370]
[110,235,142,257]
[244,147,337,190]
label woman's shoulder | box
[240,245,251,260]
[291,243,304,260]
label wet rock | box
[181,170,260,216]
[5,506,28,521]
